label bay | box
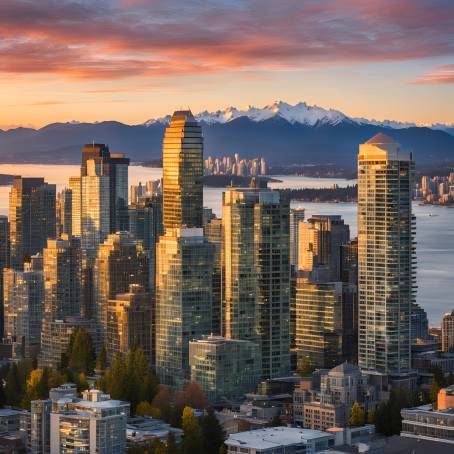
[0,164,452,326]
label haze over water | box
[0,164,452,326]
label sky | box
[0,0,453,129]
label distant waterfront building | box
[294,276,356,368]
[358,133,415,374]
[204,218,223,335]
[81,143,129,233]
[81,160,110,256]
[56,188,72,237]
[9,177,56,270]
[162,111,203,232]
[442,310,454,352]
[189,336,261,403]
[3,257,44,359]
[0,215,9,339]
[94,232,149,344]
[155,228,213,389]
[298,215,349,281]
[49,389,129,454]
[107,284,153,364]
[289,208,305,271]
[223,187,290,379]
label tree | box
[349,402,365,427]
[175,382,208,410]
[96,346,107,371]
[77,372,89,393]
[68,327,96,375]
[201,407,225,454]
[4,364,22,407]
[374,387,411,436]
[136,401,154,417]
[181,407,204,454]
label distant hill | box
[1,101,453,167]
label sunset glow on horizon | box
[1,0,453,129]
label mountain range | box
[1,101,453,167]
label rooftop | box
[366,132,397,144]
[226,427,332,449]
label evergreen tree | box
[349,402,365,427]
[68,327,96,375]
[181,406,204,454]
[96,346,107,371]
[4,364,21,406]
[201,407,225,454]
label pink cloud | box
[413,64,454,84]
[0,0,452,80]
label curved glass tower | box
[162,110,203,232]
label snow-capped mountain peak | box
[142,101,453,131]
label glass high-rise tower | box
[358,133,415,374]
[162,111,203,231]
[223,187,290,379]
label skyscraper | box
[81,160,110,256]
[358,133,415,374]
[298,215,349,281]
[223,187,290,379]
[42,235,82,322]
[69,176,81,238]
[128,194,163,292]
[289,208,305,271]
[162,111,203,231]
[81,143,129,233]
[94,232,149,343]
[56,188,72,237]
[40,235,83,367]
[155,228,213,389]
[9,177,56,270]
[0,215,9,339]
[3,256,44,358]
[107,284,153,364]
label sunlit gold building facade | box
[162,111,203,231]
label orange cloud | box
[0,0,452,81]
[413,64,454,84]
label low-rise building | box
[225,427,335,454]
[126,416,183,446]
[50,389,130,454]
[293,363,383,430]
[401,404,454,444]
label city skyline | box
[0,1,453,129]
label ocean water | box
[0,164,452,326]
